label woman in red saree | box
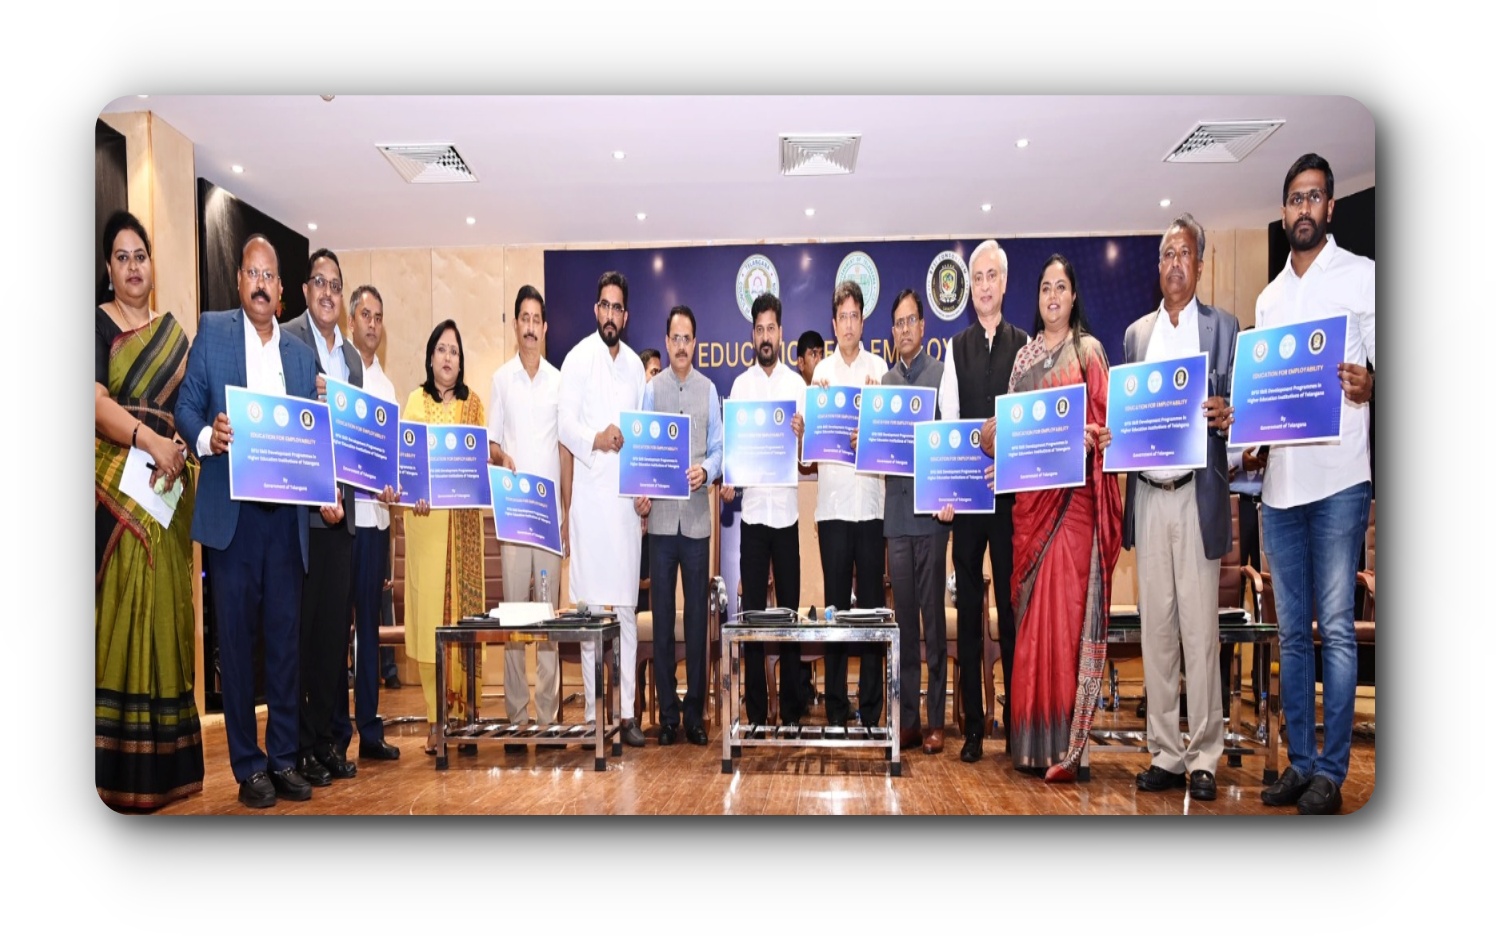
[1001,254,1122,782]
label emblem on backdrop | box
[926,250,970,321]
[835,250,880,317]
[736,254,781,322]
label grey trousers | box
[889,530,950,731]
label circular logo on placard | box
[667,421,679,440]
[649,421,660,439]
[967,428,981,448]
[1124,374,1138,397]
[536,481,547,498]
[247,401,264,423]
[1279,333,1297,359]
[355,398,367,420]
[926,251,970,321]
[1253,339,1269,363]
[773,407,785,426]
[1032,399,1047,421]
[428,431,437,450]
[374,406,387,426]
[736,408,748,426]
[1055,396,1070,418]
[1148,371,1164,394]
[929,430,942,449]
[873,394,885,413]
[272,404,288,427]
[300,408,315,430]
[836,250,880,317]
[818,391,829,408]
[444,432,457,451]
[1010,403,1024,423]
[519,477,531,494]
[632,419,643,437]
[890,394,902,415]
[754,408,767,427]
[403,428,416,446]
[1173,367,1189,390]
[909,395,922,415]
[334,391,348,411]
[501,475,513,491]
[736,254,781,322]
[1309,328,1328,354]
[464,433,476,450]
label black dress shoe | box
[238,771,276,809]
[296,753,332,787]
[359,739,401,761]
[1135,765,1187,792]
[384,673,403,690]
[1189,770,1217,801]
[270,767,313,801]
[685,724,709,746]
[315,745,357,780]
[504,743,527,754]
[458,743,478,756]
[1261,765,1312,807]
[658,725,678,746]
[620,721,647,748]
[960,736,984,763]
[1296,775,1343,815]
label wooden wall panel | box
[148,115,198,340]
[432,247,506,409]
[371,249,433,407]
[1233,228,1269,328]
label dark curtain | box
[95,120,129,304]
[197,178,309,320]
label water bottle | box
[824,605,838,623]
[1256,688,1269,744]
[539,569,550,606]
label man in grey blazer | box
[282,248,363,786]
[1123,213,1240,802]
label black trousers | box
[299,526,353,754]
[890,530,950,731]
[819,519,886,726]
[351,524,389,746]
[650,532,710,730]
[740,521,803,725]
[952,499,1015,739]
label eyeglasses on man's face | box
[596,300,626,316]
[308,273,343,295]
[1286,189,1327,209]
[242,268,279,284]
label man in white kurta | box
[558,272,648,744]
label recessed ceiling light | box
[1015,138,1029,149]
[1159,198,1172,208]
[231,165,244,174]
[307,222,317,232]
[137,95,149,99]
[466,217,477,225]
[636,212,647,221]
[805,208,816,217]
[981,203,992,212]
[613,150,626,160]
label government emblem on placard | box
[736,254,781,322]
[926,251,970,321]
[835,250,880,317]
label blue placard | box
[620,409,691,500]
[723,399,798,487]
[1228,315,1348,447]
[426,423,491,510]
[1103,353,1208,473]
[994,384,1087,494]
[225,386,337,506]
[854,385,937,476]
[802,386,860,466]
[325,377,399,493]
[913,419,995,514]
[397,421,430,505]
[488,466,563,556]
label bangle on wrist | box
[131,422,141,449]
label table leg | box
[435,635,449,770]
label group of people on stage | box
[95,151,1373,814]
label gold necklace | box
[112,300,152,346]
[1043,331,1071,369]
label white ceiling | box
[101,94,1375,251]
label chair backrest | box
[1218,494,1243,609]
[389,510,507,625]
[1365,498,1376,574]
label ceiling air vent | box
[780,133,861,176]
[1163,120,1284,164]
[376,143,478,183]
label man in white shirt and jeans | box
[1255,154,1375,815]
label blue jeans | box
[1262,481,1370,786]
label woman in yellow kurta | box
[402,320,487,753]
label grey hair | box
[970,239,1008,274]
[1160,213,1206,260]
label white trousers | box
[500,543,560,726]
[581,604,636,723]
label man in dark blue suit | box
[176,235,321,809]
[1122,213,1240,803]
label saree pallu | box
[95,311,204,810]
[1007,336,1123,777]
[401,389,487,719]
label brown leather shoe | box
[899,726,922,750]
[922,728,945,755]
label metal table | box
[434,618,621,771]
[1090,606,1283,782]
[720,620,901,776]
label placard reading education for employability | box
[723,399,798,487]
[801,386,860,466]
[993,384,1087,494]
[426,423,491,510]
[854,385,937,476]
[1228,314,1348,447]
[225,386,337,506]
[1103,353,1208,474]
[325,377,399,493]
[619,410,691,500]
[397,421,430,505]
[913,419,994,514]
[487,465,563,556]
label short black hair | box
[797,329,825,352]
[515,284,545,322]
[348,284,383,316]
[421,319,470,402]
[597,270,629,310]
[1283,153,1335,204]
[307,247,341,280]
[832,280,865,316]
[640,348,662,369]
[750,292,782,327]
[890,288,923,320]
[667,304,696,337]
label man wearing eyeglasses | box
[558,271,650,747]
[176,234,321,808]
[282,248,363,788]
[1256,153,1375,815]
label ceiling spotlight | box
[320,95,336,102]
[466,217,477,225]
[805,208,816,217]
[613,150,626,160]
[307,222,318,232]
[1015,138,1029,148]
[981,203,992,212]
[231,165,244,174]
[636,212,647,221]
[1159,198,1172,208]
[137,95,149,99]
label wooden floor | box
[151,667,1376,816]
